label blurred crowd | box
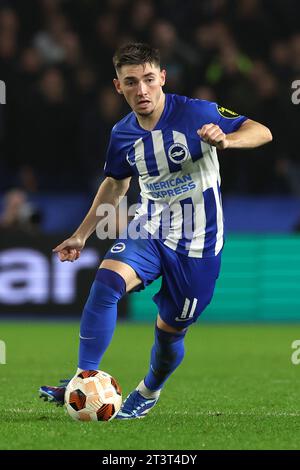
[0,0,300,197]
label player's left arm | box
[198,119,273,150]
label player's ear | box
[113,78,123,94]
[160,69,166,87]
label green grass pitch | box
[0,321,299,450]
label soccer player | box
[39,43,272,419]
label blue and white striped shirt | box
[104,94,247,258]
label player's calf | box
[116,326,186,420]
[144,325,186,391]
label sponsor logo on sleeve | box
[216,105,240,119]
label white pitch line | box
[8,409,300,418]
[7,408,60,413]
[170,410,300,417]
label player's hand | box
[52,235,85,262]
[197,124,229,150]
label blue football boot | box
[115,390,159,420]
[39,379,70,406]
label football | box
[64,370,122,421]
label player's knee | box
[96,268,126,293]
[86,268,126,307]
[100,259,142,293]
[157,314,187,333]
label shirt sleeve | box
[192,99,248,134]
[207,103,248,134]
[103,129,134,180]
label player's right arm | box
[53,176,131,262]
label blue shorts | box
[104,237,221,328]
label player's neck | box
[136,93,166,131]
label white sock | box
[136,380,161,399]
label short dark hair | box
[113,42,160,72]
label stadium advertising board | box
[0,233,127,317]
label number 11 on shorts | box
[175,298,198,322]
